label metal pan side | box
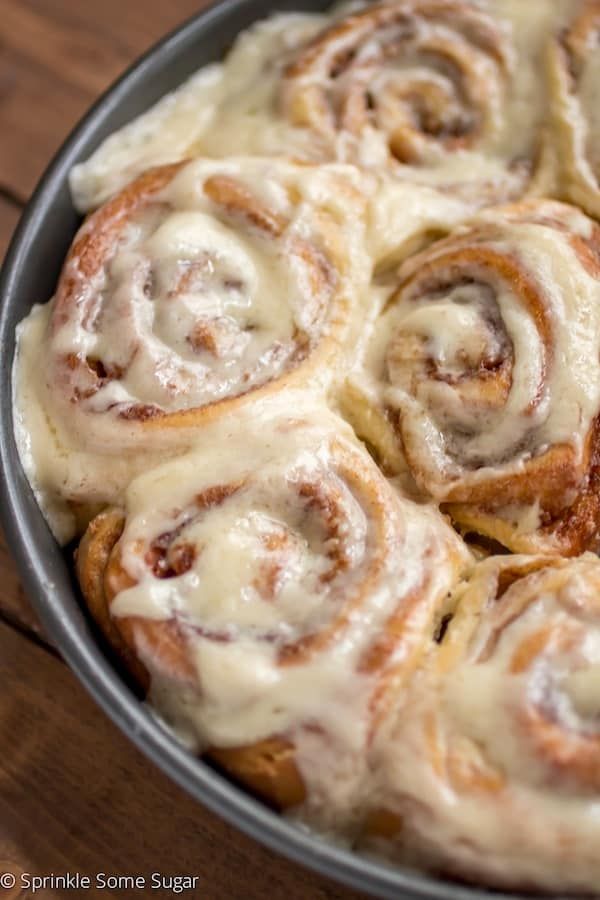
[0,3,537,898]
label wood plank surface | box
[0,199,39,641]
[0,530,44,641]
[0,0,209,632]
[0,0,204,200]
[0,197,44,641]
[0,197,21,260]
[0,618,362,900]
[0,2,369,897]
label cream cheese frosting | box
[12,0,600,890]
[549,0,600,220]
[342,199,600,554]
[368,553,600,892]
[70,0,571,213]
[15,156,479,544]
[102,399,471,830]
[14,157,373,542]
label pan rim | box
[0,3,541,898]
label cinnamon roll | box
[549,0,600,220]
[367,552,600,893]
[70,13,331,212]
[283,3,508,160]
[72,2,563,213]
[344,199,600,555]
[14,157,369,541]
[75,401,470,827]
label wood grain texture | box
[0,196,44,642]
[0,0,207,200]
[0,529,44,641]
[0,619,363,899]
[0,197,21,260]
[0,2,369,897]
[0,0,211,635]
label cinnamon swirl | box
[72,2,565,212]
[550,0,600,219]
[344,199,600,555]
[75,401,470,827]
[282,0,529,198]
[14,157,368,541]
[14,0,600,889]
[70,13,332,212]
[367,552,600,893]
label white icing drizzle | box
[11,0,600,887]
[370,553,600,893]
[108,400,470,830]
[345,200,600,550]
[70,1,570,213]
[549,0,600,219]
[14,158,370,541]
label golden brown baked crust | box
[282,1,510,161]
[14,155,371,541]
[77,507,306,808]
[14,1,600,889]
[344,199,600,555]
[74,405,469,817]
[49,158,363,434]
[365,553,600,893]
[549,0,600,219]
[75,508,149,692]
[280,0,549,203]
[210,740,305,811]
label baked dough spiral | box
[50,157,366,431]
[283,0,509,162]
[550,0,600,219]
[367,552,600,893]
[75,402,470,827]
[70,3,567,214]
[345,199,600,555]
[15,1,600,887]
[281,0,540,202]
[17,157,369,537]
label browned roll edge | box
[75,508,307,810]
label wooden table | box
[0,3,365,897]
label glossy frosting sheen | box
[55,160,353,412]
[371,553,600,891]
[14,157,371,541]
[106,401,470,828]
[550,0,600,219]
[345,199,600,554]
[12,0,600,892]
[375,204,600,463]
[70,0,572,212]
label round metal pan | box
[0,2,534,898]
